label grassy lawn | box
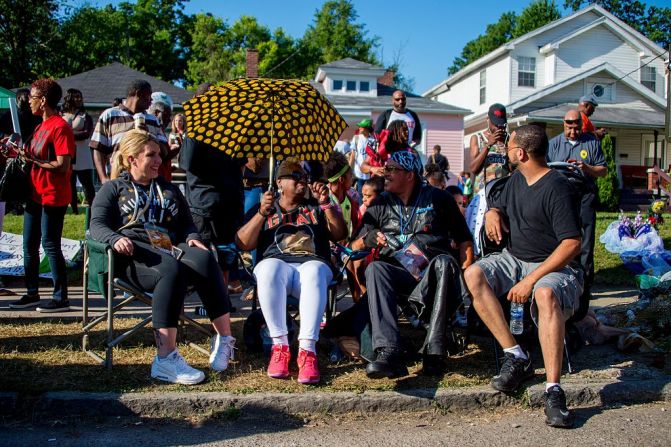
[3,209,87,241]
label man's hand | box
[484,209,508,244]
[310,182,330,204]
[187,239,208,251]
[507,277,534,303]
[259,191,275,216]
[363,230,388,248]
[113,237,134,256]
[485,129,505,147]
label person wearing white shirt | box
[350,118,374,192]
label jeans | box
[244,186,263,265]
[23,200,68,301]
[70,169,96,214]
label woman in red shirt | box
[8,79,75,313]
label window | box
[517,56,536,87]
[346,80,356,91]
[479,70,486,105]
[641,66,656,92]
[332,79,343,90]
[360,81,370,92]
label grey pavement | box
[0,281,669,420]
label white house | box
[423,4,668,188]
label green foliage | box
[564,0,671,47]
[185,13,233,86]
[597,134,620,211]
[0,0,61,87]
[301,0,380,76]
[513,1,561,38]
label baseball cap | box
[356,118,373,128]
[488,103,507,126]
[579,95,598,107]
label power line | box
[604,49,668,88]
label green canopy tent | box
[0,86,20,134]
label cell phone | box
[383,233,403,251]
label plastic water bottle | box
[510,302,524,335]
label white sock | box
[272,335,289,346]
[218,334,234,343]
[546,382,561,391]
[299,339,316,353]
[503,345,528,360]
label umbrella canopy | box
[182,78,347,163]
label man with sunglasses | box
[356,151,473,378]
[465,125,583,428]
[548,109,606,309]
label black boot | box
[421,354,447,376]
[365,347,408,379]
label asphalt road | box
[2,402,669,447]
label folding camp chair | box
[81,239,213,369]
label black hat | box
[488,103,507,126]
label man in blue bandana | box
[355,151,474,378]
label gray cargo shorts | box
[474,249,583,325]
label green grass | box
[594,212,671,287]
[3,209,87,241]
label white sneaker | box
[151,349,205,385]
[209,335,236,372]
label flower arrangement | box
[647,199,666,229]
[618,211,651,240]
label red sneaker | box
[297,349,320,384]
[267,344,290,379]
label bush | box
[597,134,620,211]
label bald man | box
[547,109,606,304]
[374,90,422,147]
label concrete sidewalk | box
[1,282,669,419]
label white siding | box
[555,25,640,84]
[437,55,510,115]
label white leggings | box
[254,258,333,342]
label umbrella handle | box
[268,151,275,192]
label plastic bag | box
[600,220,664,254]
[641,252,671,277]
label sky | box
[90,0,671,94]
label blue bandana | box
[390,151,423,178]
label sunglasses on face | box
[384,165,408,174]
[564,119,581,125]
[280,173,308,183]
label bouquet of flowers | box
[647,199,666,229]
[618,211,651,240]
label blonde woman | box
[89,129,235,385]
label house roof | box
[422,4,666,97]
[464,62,665,126]
[44,62,193,108]
[525,103,665,129]
[310,81,471,116]
[318,58,384,71]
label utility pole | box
[666,44,670,146]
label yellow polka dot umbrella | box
[182,78,347,186]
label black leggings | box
[122,241,230,328]
[70,169,96,213]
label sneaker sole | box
[36,306,71,313]
[298,376,320,384]
[365,368,409,380]
[9,302,40,309]
[151,373,205,385]
[267,372,290,379]
[545,416,575,428]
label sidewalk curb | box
[4,379,669,418]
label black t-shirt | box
[245,201,332,265]
[359,184,472,262]
[490,169,580,263]
[430,153,448,172]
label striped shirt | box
[89,105,167,155]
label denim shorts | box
[475,249,583,324]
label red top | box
[29,115,76,206]
[581,111,596,134]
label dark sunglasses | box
[279,172,308,183]
[564,119,581,125]
[384,165,408,174]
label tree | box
[564,0,671,47]
[0,0,60,87]
[597,134,620,210]
[514,1,561,38]
[185,13,232,87]
[300,0,380,76]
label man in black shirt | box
[464,125,582,428]
[428,144,449,174]
[357,151,473,378]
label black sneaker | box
[491,351,534,393]
[544,385,575,428]
[421,354,447,377]
[36,300,70,313]
[365,348,409,379]
[9,294,40,309]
